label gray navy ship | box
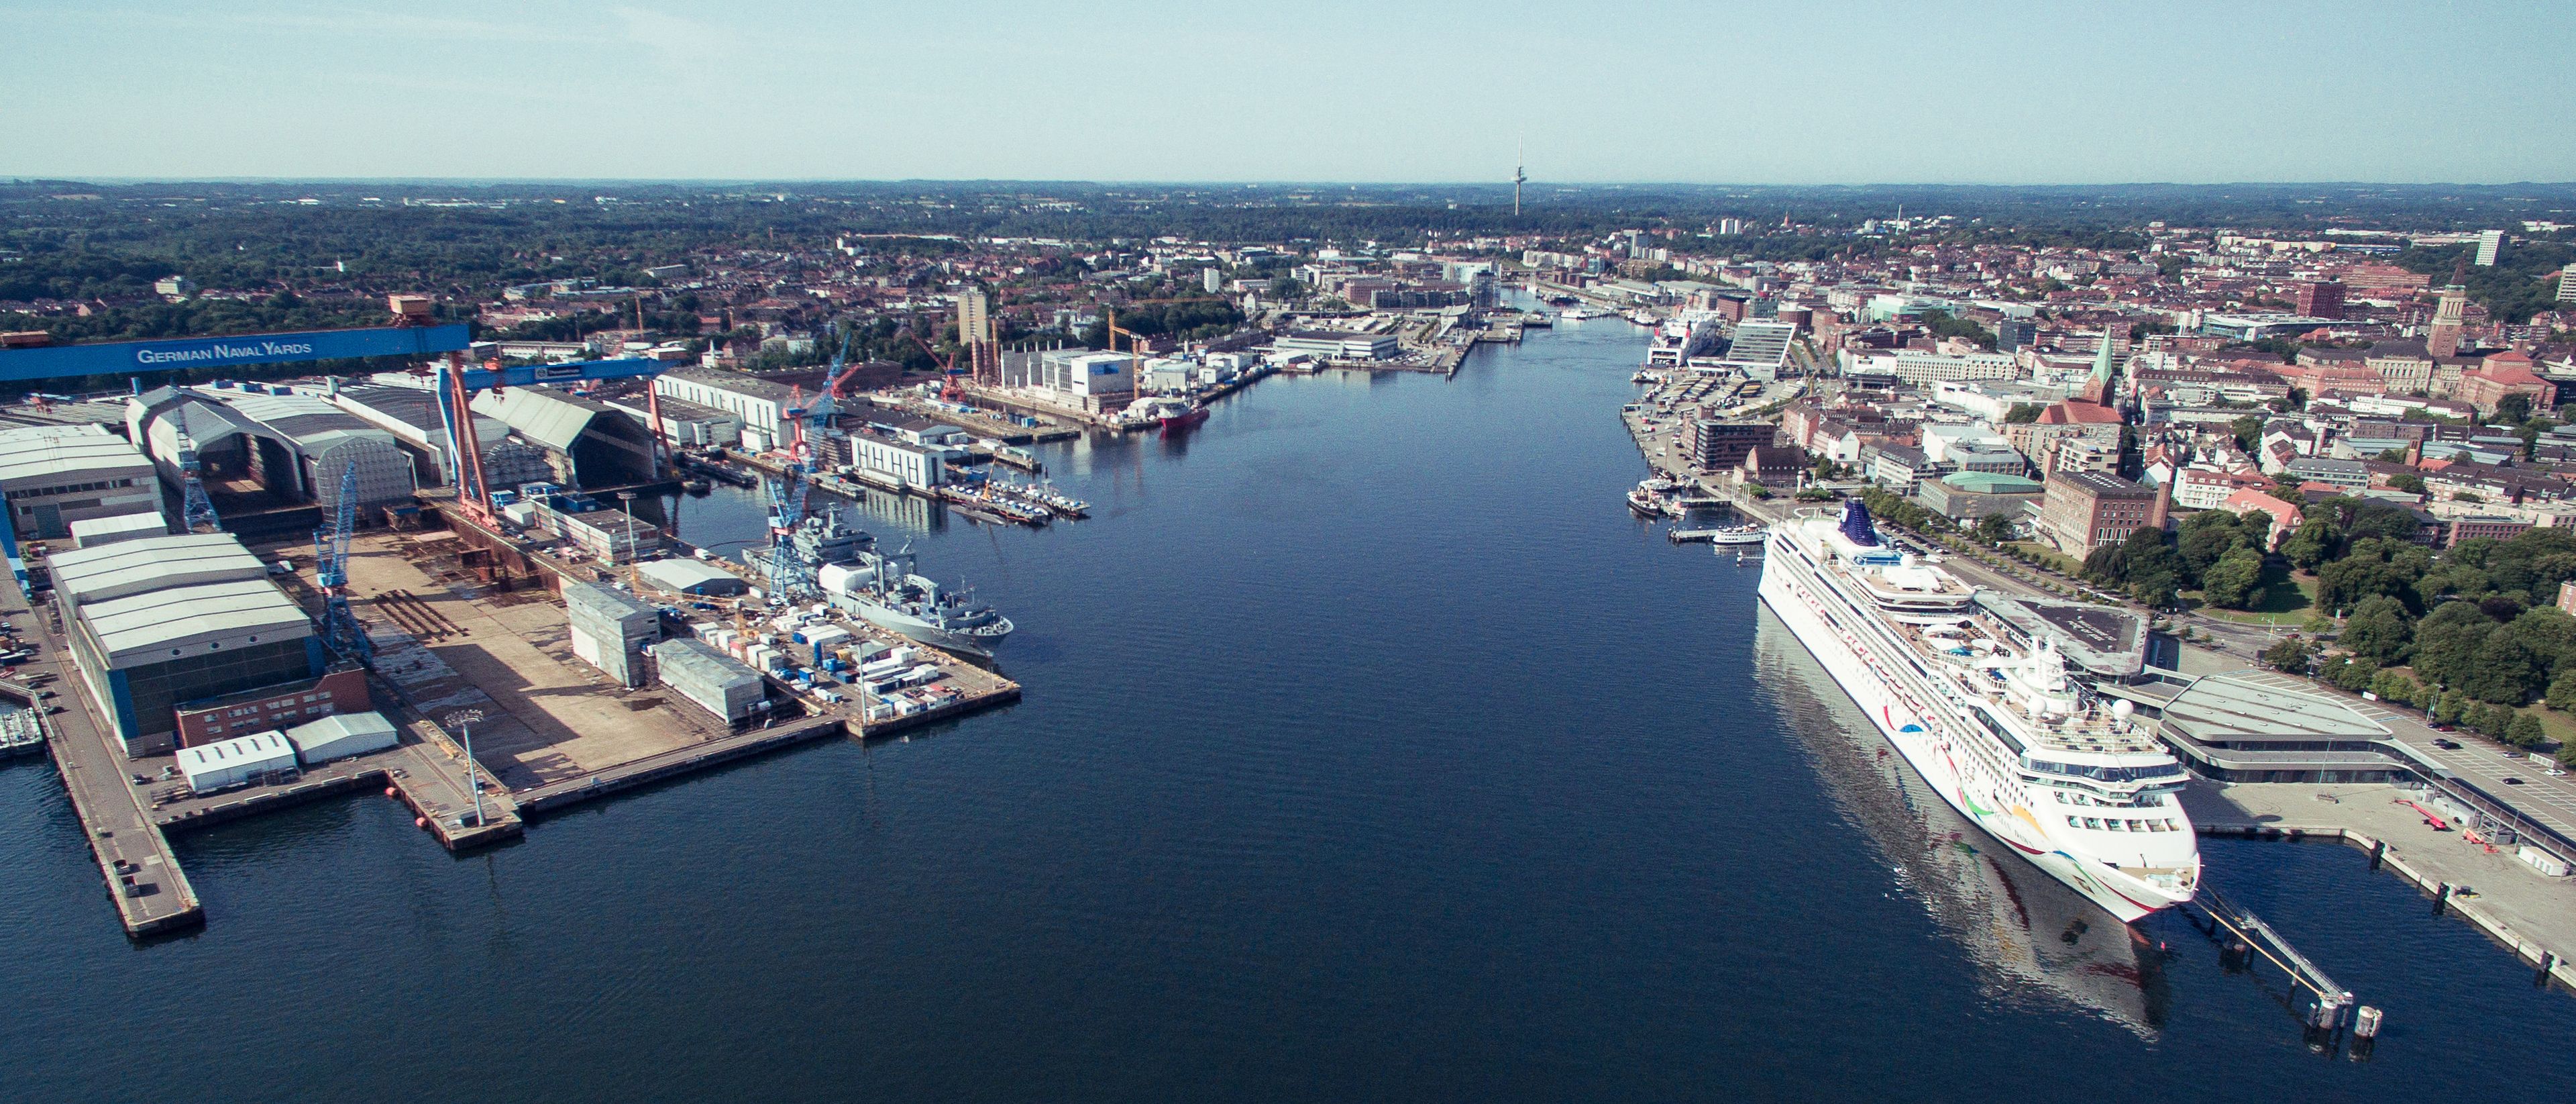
[743,505,1015,657]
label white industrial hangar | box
[470,386,659,490]
[0,423,163,541]
[50,532,326,756]
[127,386,416,517]
[323,380,553,491]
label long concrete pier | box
[4,576,204,936]
[511,681,1018,816]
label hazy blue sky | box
[5,1,2570,183]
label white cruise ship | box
[1758,500,2199,921]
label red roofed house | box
[2220,488,2305,550]
[2039,400,2123,427]
[2455,350,2553,416]
[2173,467,2275,511]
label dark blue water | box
[4,321,2571,1103]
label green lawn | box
[2002,542,2082,576]
[2189,572,2316,625]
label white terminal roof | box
[50,533,269,608]
[0,423,156,489]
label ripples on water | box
[1,319,2571,1102]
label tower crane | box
[906,331,966,402]
[313,458,370,661]
[763,377,828,602]
[822,325,867,399]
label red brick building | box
[2292,280,2345,320]
[2037,471,2159,558]
[172,668,373,749]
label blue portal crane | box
[313,458,370,661]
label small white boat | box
[1707,524,1768,546]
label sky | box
[4,0,2571,185]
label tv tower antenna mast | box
[1513,140,1526,217]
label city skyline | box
[6,1,2573,185]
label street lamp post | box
[617,491,638,562]
[445,708,486,825]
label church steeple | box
[2080,322,2125,407]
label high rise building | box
[956,289,997,382]
[2558,264,2576,303]
[2292,279,2345,320]
[2475,229,2504,266]
[2426,285,2468,358]
[1201,267,1222,294]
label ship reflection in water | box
[1754,605,2171,1037]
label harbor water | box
[4,319,2573,1101]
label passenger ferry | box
[1757,500,2198,921]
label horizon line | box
[10,177,2576,191]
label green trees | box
[2231,414,2267,452]
[2004,403,2044,424]
[2202,546,2267,609]
[2340,595,2416,664]
[2411,601,2500,690]
[2322,655,2378,692]
[2411,527,2576,610]
[2131,572,2181,609]
[2261,638,2313,673]
[2312,536,2431,615]
[2506,712,2548,750]
[2549,669,2576,712]
[2462,628,2552,705]
[1973,513,2014,544]
[1856,488,1940,532]
[2279,515,2343,572]
[2177,511,2250,581]
[2080,509,2272,608]
[1916,309,1996,349]
[2406,602,2576,707]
